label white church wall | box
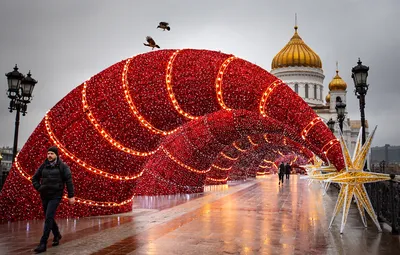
[270,65,365,161]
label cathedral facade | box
[269,25,367,155]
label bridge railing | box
[365,173,400,235]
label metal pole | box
[389,174,399,235]
[359,93,367,170]
[339,119,343,133]
[12,105,20,163]
[360,94,366,145]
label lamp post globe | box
[352,58,369,98]
[5,65,24,101]
[327,118,335,133]
[335,99,346,133]
[19,71,37,115]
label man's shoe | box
[34,243,46,253]
[52,234,62,246]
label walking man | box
[32,146,75,253]
[278,162,285,185]
[285,163,291,180]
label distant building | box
[0,147,14,190]
[371,144,400,164]
[0,147,13,172]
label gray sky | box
[0,0,399,149]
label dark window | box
[295,83,298,94]
[305,84,309,98]
[314,84,317,99]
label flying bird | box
[157,22,170,31]
[143,36,160,50]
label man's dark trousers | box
[279,174,284,183]
[40,198,61,244]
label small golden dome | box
[329,70,347,91]
[325,93,330,103]
[271,26,322,70]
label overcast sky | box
[0,0,399,149]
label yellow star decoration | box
[310,164,340,193]
[301,154,326,186]
[327,126,390,233]
[301,154,338,192]
[307,171,339,194]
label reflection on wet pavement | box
[0,175,399,254]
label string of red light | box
[44,113,145,180]
[121,57,178,135]
[206,176,229,182]
[166,50,199,120]
[82,82,159,156]
[259,79,284,117]
[161,146,211,174]
[216,56,236,111]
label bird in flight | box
[143,36,160,50]
[157,22,170,31]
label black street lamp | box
[352,58,369,170]
[379,160,386,173]
[335,97,346,133]
[5,65,37,162]
[327,118,335,133]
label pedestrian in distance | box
[285,163,291,180]
[279,162,285,185]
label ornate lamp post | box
[335,98,346,133]
[352,58,369,170]
[327,118,335,133]
[379,160,386,173]
[352,58,369,145]
[5,65,37,162]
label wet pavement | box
[1,175,399,254]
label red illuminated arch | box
[0,49,343,221]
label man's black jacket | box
[32,158,74,199]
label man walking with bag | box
[31,146,75,253]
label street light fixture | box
[352,58,369,143]
[335,97,346,133]
[379,160,386,173]
[327,118,335,133]
[352,58,369,170]
[5,65,37,162]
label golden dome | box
[271,26,322,70]
[325,93,330,103]
[328,69,347,91]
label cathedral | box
[269,24,367,155]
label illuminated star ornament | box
[308,162,340,193]
[301,154,326,185]
[303,154,322,172]
[327,126,390,233]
